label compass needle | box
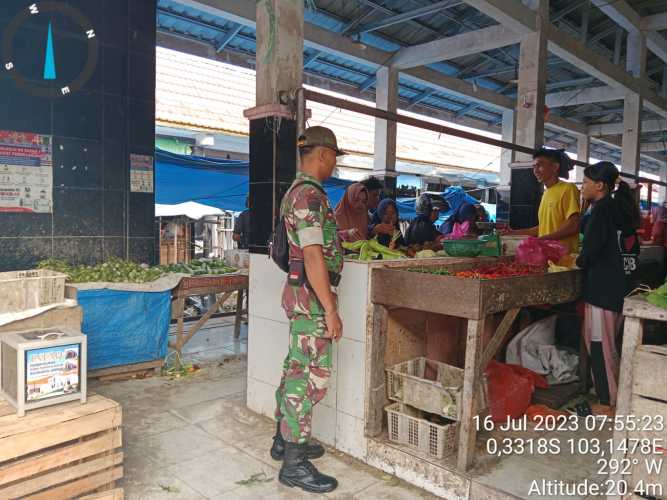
[43,21,56,80]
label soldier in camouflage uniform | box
[270,127,345,494]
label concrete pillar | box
[510,0,548,229]
[374,67,398,175]
[576,135,590,182]
[245,0,304,252]
[621,31,646,179]
[255,1,303,106]
[500,109,515,186]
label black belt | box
[329,271,341,287]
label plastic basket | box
[443,234,502,258]
[385,402,458,459]
[0,269,67,314]
[386,357,488,420]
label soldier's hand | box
[324,310,343,342]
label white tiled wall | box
[335,337,366,419]
[246,376,278,419]
[247,254,371,460]
[337,261,370,343]
[247,315,289,386]
[249,253,286,322]
[335,411,368,460]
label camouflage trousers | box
[275,315,332,444]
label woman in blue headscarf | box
[440,202,479,237]
[405,194,442,246]
[370,198,405,248]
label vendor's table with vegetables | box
[608,294,667,500]
[370,258,582,472]
[168,260,248,353]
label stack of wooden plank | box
[0,395,123,499]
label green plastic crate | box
[442,234,501,257]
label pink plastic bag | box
[516,237,567,267]
[449,221,471,240]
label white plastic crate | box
[385,402,457,459]
[0,269,67,314]
[386,357,488,420]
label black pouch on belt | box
[287,260,307,286]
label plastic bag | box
[516,237,568,267]
[485,360,548,422]
[449,221,471,240]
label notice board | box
[0,130,53,213]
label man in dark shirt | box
[233,197,250,249]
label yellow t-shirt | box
[538,180,581,253]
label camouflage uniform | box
[275,172,344,444]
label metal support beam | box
[390,24,521,70]
[642,13,667,31]
[613,28,623,65]
[352,0,462,35]
[215,24,242,52]
[546,86,625,107]
[407,89,435,107]
[589,119,667,135]
[640,141,667,152]
[459,0,667,120]
[580,0,590,43]
[576,135,590,181]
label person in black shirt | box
[577,162,640,411]
[405,194,443,246]
[233,196,251,250]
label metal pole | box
[302,88,667,188]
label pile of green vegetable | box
[647,280,667,310]
[38,258,163,283]
[342,238,405,261]
[38,258,236,283]
[407,267,452,275]
[158,259,236,276]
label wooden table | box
[608,295,667,500]
[370,262,582,472]
[169,273,249,353]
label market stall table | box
[608,295,667,500]
[370,260,583,471]
[169,272,249,353]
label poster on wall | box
[130,154,154,193]
[25,344,81,402]
[0,130,53,213]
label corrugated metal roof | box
[154,0,667,172]
[156,47,502,173]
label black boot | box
[279,442,338,493]
[271,421,325,461]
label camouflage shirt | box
[280,172,344,318]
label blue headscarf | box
[372,198,397,225]
[440,202,478,235]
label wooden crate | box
[371,266,582,319]
[0,394,123,499]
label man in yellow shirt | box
[507,148,581,253]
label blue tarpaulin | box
[77,289,170,370]
[155,149,491,222]
[156,149,351,212]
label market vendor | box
[362,176,383,217]
[440,202,480,238]
[334,183,370,242]
[370,198,405,248]
[232,196,251,249]
[577,162,640,412]
[405,194,444,246]
[506,148,581,253]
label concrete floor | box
[92,319,438,499]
